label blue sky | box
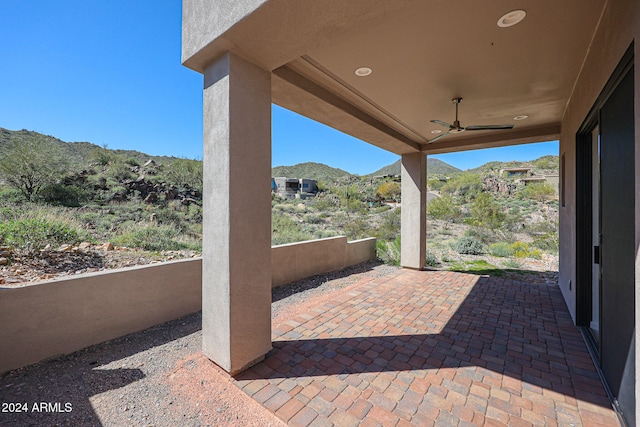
[2,1,558,175]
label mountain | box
[0,127,179,166]
[369,158,461,177]
[272,162,353,182]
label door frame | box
[576,43,634,331]
[575,42,634,424]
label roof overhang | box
[183,0,606,155]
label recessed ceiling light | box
[497,10,526,28]
[513,115,529,121]
[430,129,442,134]
[354,67,372,77]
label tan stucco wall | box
[272,236,376,288]
[0,259,202,374]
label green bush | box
[469,193,506,229]
[40,184,88,207]
[510,241,542,259]
[427,194,461,225]
[377,237,401,266]
[533,232,559,252]
[0,218,79,251]
[488,242,514,257]
[0,189,25,205]
[374,208,400,241]
[517,182,556,202]
[113,224,197,252]
[454,236,485,255]
[272,211,313,245]
[441,173,482,201]
[302,213,322,224]
[344,218,369,240]
[425,251,440,268]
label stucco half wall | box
[0,259,203,374]
[272,236,377,288]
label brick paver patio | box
[235,269,620,426]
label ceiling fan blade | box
[430,119,453,128]
[428,131,450,143]
[465,124,514,130]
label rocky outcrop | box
[482,176,518,196]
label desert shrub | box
[312,198,337,210]
[510,241,542,259]
[90,145,114,166]
[377,236,401,266]
[532,232,559,252]
[272,212,313,245]
[153,208,190,232]
[454,236,485,255]
[113,224,197,252]
[374,208,400,240]
[533,156,558,171]
[518,182,556,202]
[315,230,337,239]
[123,157,140,167]
[40,184,88,207]
[187,204,203,223]
[469,193,506,229]
[427,178,446,192]
[274,203,296,213]
[375,181,401,202]
[0,218,79,251]
[427,194,461,225]
[0,189,25,205]
[488,242,515,257]
[464,226,505,245]
[303,213,322,224]
[441,173,482,201]
[344,218,370,240]
[425,251,440,268]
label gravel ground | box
[0,261,396,427]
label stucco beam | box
[420,124,561,155]
[273,66,421,155]
[182,0,418,73]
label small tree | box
[426,194,461,227]
[518,182,556,202]
[375,181,401,202]
[441,172,482,201]
[0,136,68,201]
[469,192,506,230]
[166,158,203,192]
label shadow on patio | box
[235,269,619,426]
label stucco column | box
[401,153,427,269]
[202,53,272,374]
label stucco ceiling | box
[183,0,607,154]
[272,0,606,153]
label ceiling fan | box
[429,97,514,143]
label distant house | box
[500,167,532,178]
[517,173,560,194]
[272,177,317,198]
